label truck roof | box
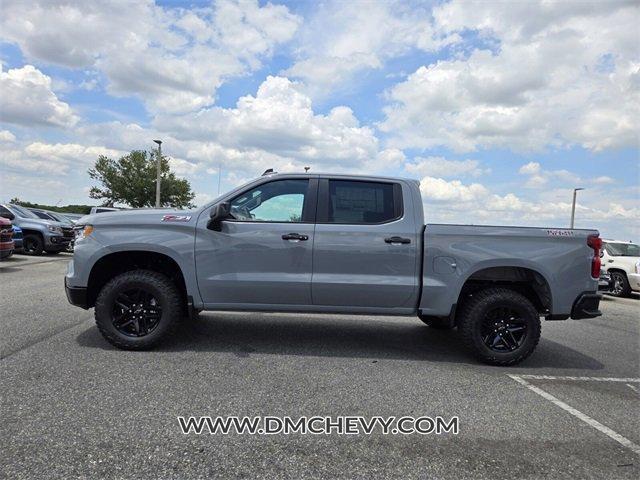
[264,171,420,184]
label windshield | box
[605,242,640,257]
[47,212,71,223]
[9,204,39,219]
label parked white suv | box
[601,239,640,297]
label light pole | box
[570,187,584,229]
[153,140,162,208]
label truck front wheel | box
[458,288,541,366]
[94,270,183,350]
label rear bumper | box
[570,292,602,319]
[64,277,89,309]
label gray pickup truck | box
[65,172,602,365]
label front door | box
[312,178,419,310]
[195,178,317,308]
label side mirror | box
[0,212,15,221]
[599,251,604,258]
[207,202,230,231]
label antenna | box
[304,166,310,173]
[262,168,275,176]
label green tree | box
[88,150,195,209]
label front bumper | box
[65,277,89,309]
[570,292,602,319]
[46,234,72,248]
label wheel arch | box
[456,265,553,316]
[86,250,189,310]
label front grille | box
[62,227,74,238]
[0,228,14,242]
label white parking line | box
[626,383,639,393]
[508,374,640,455]
[516,374,640,383]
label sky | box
[0,0,638,240]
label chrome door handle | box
[385,236,411,245]
[282,233,308,241]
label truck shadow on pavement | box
[76,312,604,370]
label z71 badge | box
[162,214,192,222]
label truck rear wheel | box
[458,288,541,366]
[94,270,183,350]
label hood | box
[79,208,200,227]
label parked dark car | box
[12,225,23,253]
[0,217,15,259]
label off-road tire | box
[458,288,541,366]
[22,233,44,256]
[95,269,183,350]
[418,316,454,330]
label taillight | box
[587,234,602,279]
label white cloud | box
[0,0,301,113]
[0,130,16,142]
[381,1,640,152]
[519,162,541,175]
[406,156,487,178]
[152,76,392,173]
[420,176,488,202]
[284,0,458,96]
[517,161,610,189]
[0,140,122,174]
[0,65,78,128]
[593,176,615,185]
[419,176,638,237]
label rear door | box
[195,178,317,307]
[311,178,419,310]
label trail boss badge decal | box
[162,214,192,222]
[546,229,575,237]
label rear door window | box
[324,180,401,224]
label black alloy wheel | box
[112,288,162,337]
[480,307,527,352]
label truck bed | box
[419,224,599,318]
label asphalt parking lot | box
[1,254,639,479]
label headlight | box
[75,225,93,242]
[47,225,63,235]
